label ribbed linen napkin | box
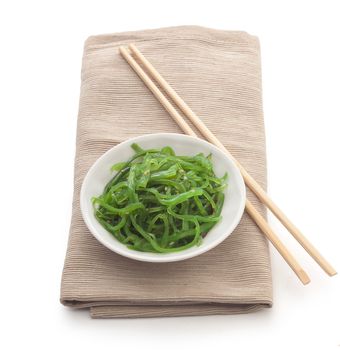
[60,26,272,318]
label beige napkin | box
[60,26,272,318]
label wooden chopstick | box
[119,45,310,285]
[124,44,337,278]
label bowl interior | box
[80,133,245,262]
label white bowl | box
[80,133,246,263]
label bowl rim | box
[80,133,246,263]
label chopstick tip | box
[299,269,311,285]
[328,269,337,277]
[128,43,137,51]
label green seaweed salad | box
[92,143,227,253]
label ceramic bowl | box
[80,133,246,262]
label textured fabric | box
[60,26,272,318]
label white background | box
[1,0,339,349]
